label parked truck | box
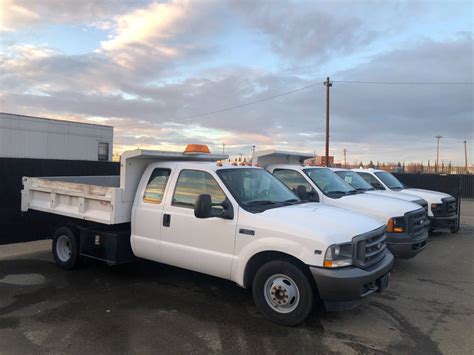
[331,168,428,208]
[253,151,430,259]
[354,168,459,233]
[21,145,393,325]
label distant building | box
[0,112,113,161]
[306,155,334,166]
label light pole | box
[464,140,468,173]
[324,77,332,167]
[435,135,442,173]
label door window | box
[98,142,109,161]
[273,169,319,201]
[357,172,386,190]
[172,170,226,209]
[143,168,171,204]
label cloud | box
[231,0,378,62]
[1,1,472,163]
[0,0,133,31]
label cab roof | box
[352,168,386,173]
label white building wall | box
[0,113,113,161]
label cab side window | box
[273,169,319,201]
[358,172,385,190]
[173,170,226,209]
[143,168,171,204]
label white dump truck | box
[254,150,430,259]
[354,168,459,233]
[21,145,393,325]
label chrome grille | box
[406,208,429,237]
[432,197,457,217]
[353,226,387,268]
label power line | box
[332,80,473,85]
[116,81,324,128]
[114,79,473,129]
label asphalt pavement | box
[1,200,473,354]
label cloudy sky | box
[1,0,473,164]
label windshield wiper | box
[281,199,301,205]
[245,200,277,206]
[327,190,349,196]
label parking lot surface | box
[1,200,473,354]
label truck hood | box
[333,193,421,222]
[256,203,384,245]
[402,188,451,204]
[366,190,421,202]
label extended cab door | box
[131,164,174,261]
[160,169,238,279]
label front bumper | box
[310,252,394,312]
[429,215,458,230]
[386,230,429,259]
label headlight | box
[324,243,353,268]
[431,203,441,211]
[386,217,405,233]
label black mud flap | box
[377,273,390,293]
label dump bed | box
[21,175,126,224]
[21,148,227,225]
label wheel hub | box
[56,235,72,262]
[264,274,300,314]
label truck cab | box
[354,168,459,233]
[21,145,394,325]
[252,150,429,260]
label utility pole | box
[324,77,332,167]
[435,135,442,173]
[464,140,468,173]
[222,143,225,155]
[343,148,347,168]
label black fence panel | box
[459,175,474,199]
[0,158,120,245]
[393,173,463,198]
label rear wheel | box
[52,226,80,269]
[252,260,314,326]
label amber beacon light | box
[183,144,211,154]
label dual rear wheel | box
[52,226,80,269]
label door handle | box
[163,214,171,227]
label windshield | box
[374,172,404,190]
[335,170,374,191]
[303,168,358,197]
[216,168,301,212]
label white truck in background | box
[331,168,428,208]
[354,168,459,233]
[21,145,393,326]
[254,150,430,259]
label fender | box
[230,236,321,286]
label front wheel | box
[252,260,314,326]
[52,226,80,269]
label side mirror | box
[372,182,385,190]
[296,185,307,200]
[194,194,234,220]
[195,194,212,218]
[296,185,319,202]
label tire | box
[52,226,80,269]
[252,260,314,326]
[451,226,460,234]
